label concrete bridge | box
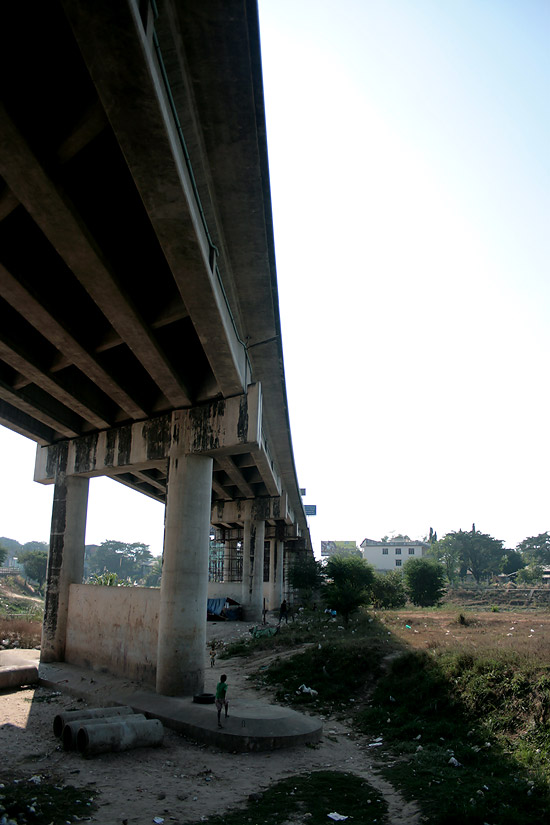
[0,0,311,697]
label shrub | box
[370,570,407,609]
[322,555,374,625]
[403,557,446,606]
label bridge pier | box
[156,451,213,697]
[249,519,265,622]
[275,539,285,610]
[241,518,252,609]
[41,475,89,663]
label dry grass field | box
[379,606,550,659]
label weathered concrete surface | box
[41,475,89,663]
[76,716,163,756]
[62,582,282,686]
[0,659,39,689]
[54,705,136,738]
[0,649,40,689]
[0,0,310,544]
[249,519,265,623]
[38,658,322,753]
[34,386,267,482]
[157,451,212,696]
[65,584,159,685]
[62,713,147,751]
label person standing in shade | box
[279,599,288,624]
[215,674,229,728]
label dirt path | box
[0,581,43,604]
[0,622,419,825]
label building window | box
[395,559,402,567]
[395,548,401,555]
[408,548,415,555]
[382,548,388,555]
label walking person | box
[279,599,288,624]
[215,674,229,728]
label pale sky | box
[1,0,549,556]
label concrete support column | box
[249,520,265,622]
[268,539,276,610]
[241,519,252,607]
[41,475,89,663]
[223,539,232,582]
[156,452,213,697]
[284,547,293,603]
[275,540,285,609]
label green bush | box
[322,555,374,624]
[403,557,446,606]
[370,570,407,609]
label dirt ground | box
[0,620,419,825]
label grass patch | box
[0,775,96,824]
[185,770,388,825]
[255,611,550,823]
[219,614,340,659]
[258,634,388,712]
[357,648,550,823]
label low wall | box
[65,584,159,686]
[64,581,283,685]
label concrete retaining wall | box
[65,584,159,685]
[64,581,279,684]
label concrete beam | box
[211,493,292,527]
[0,105,192,409]
[0,262,147,419]
[61,0,248,398]
[34,384,276,490]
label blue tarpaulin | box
[207,598,226,616]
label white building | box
[360,538,428,572]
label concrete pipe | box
[53,705,135,738]
[76,717,164,756]
[0,663,39,690]
[62,713,147,751]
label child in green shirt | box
[215,674,229,728]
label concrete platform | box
[2,651,322,752]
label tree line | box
[0,538,162,592]
[289,553,447,622]
[428,525,550,585]
[288,527,550,624]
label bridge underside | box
[0,0,311,696]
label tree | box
[516,532,550,566]
[500,550,525,576]
[516,565,544,585]
[18,549,48,590]
[86,540,153,580]
[370,570,407,609]
[0,543,7,566]
[442,526,505,583]
[428,534,462,585]
[144,557,163,587]
[322,555,374,625]
[288,554,324,606]
[0,537,22,564]
[403,557,446,606]
[23,540,49,554]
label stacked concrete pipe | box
[76,716,164,756]
[53,705,163,756]
[63,713,147,750]
[53,706,135,738]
